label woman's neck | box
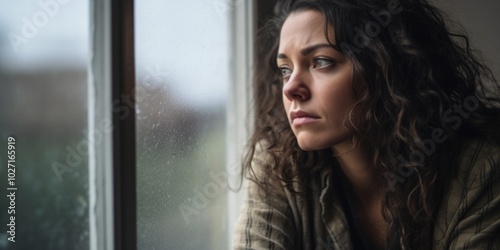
[332,140,381,204]
[332,140,389,247]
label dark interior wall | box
[428,0,499,78]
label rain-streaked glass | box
[135,1,230,249]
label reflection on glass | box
[135,1,230,249]
[0,1,89,249]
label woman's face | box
[278,10,359,151]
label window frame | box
[226,0,255,247]
[89,0,274,249]
[89,0,136,250]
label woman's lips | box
[289,110,320,126]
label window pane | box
[135,1,230,249]
[0,1,89,249]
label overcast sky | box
[0,0,89,70]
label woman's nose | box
[283,71,310,101]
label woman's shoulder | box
[440,137,500,212]
[455,138,500,182]
[433,138,500,248]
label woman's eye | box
[280,67,292,77]
[314,58,334,69]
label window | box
[134,0,253,249]
[1,1,497,250]
[0,0,90,249]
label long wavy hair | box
[243,0,500,249]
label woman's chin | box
[296,134,352,152]
[296,139,328,151]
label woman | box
[233,0,500,249]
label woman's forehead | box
[279,10,335,53]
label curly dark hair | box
[243,0,500,249]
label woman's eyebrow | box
[277,43,340,59]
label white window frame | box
[227,0,255,248]
[88,0,114,249]
[89,0,136,250]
